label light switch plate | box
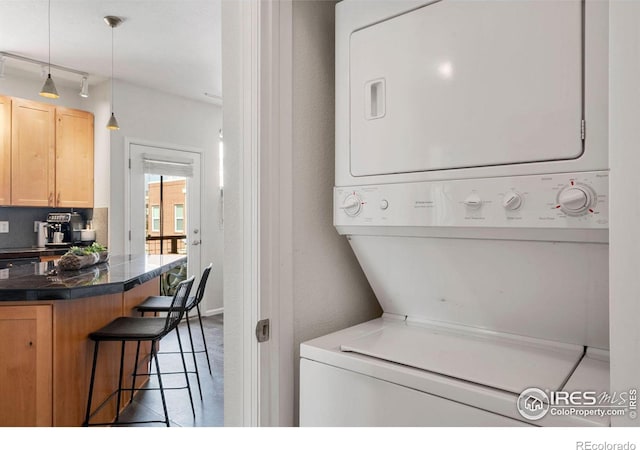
[0,221,8,233]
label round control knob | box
[502,192,522,211]
[341,194,363,217]
[463,193,482,210]
[380,199,389,210]
[558,186,593,215]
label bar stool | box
[136,263,213,399]
[83,276,196,427]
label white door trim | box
[258,0,294,426]
[222,0,294,426]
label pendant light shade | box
[40,74,59,98]
[106,112,119,130]
[39,0,59,99]
[105,16,122,131]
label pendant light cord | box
[111,24,114,113]
[47,0,51,73]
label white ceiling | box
[0,0,222,104]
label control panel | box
[334,171,609,229]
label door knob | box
[192,240,201,246]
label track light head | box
[79,76,89,98]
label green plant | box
[88,242,107,253]
[65,243,107,257]
[68,246,93,256]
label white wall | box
[221,0,245,426]
[108,80,224,314]
[291,0,381,423]
[609,0,640,427]
[87,80,111,209]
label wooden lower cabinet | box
[53,293,123,426]
[0,277,160,427]
[0,305,53,426]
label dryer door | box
[350,0,583,177]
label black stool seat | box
[136,295,196,313]
[90,317,168,341]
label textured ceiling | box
[0,0,222,104]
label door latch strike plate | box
[256,319,270,343]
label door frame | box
[124,137,204,269]
[222,0,294,426]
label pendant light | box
[104,16,122,130]
[39,0,59,99]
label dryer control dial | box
[502,192,523,211]
[341,193,363,217]
[558,185,594,216]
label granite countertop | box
[0,254,187,301]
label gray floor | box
[117,314,224,427]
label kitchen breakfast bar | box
[0,254,186,427]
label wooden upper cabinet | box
[0,96,10,205]
[11,98,55,206]
[55,108,94,208]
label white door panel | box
[350,0,583,176]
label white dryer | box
[300,0,611,427]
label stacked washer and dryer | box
[300,0,611,426]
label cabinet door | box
[0,96,10,205]
[0,305,53,426]
[55,107,94,208]
[11,99,55,206]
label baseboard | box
[204,307,224,317]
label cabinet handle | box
[49,192,53,206]
[57,192,60,205]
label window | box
[151,206,160,232]
[175,204,185,233]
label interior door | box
[129,143,202,283]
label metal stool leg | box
[175,326,196,417]
[184,311,203,399]
[151,341,170,427]
[114,341,126,422]
[195,303,212,375]
[83,340,100,426]
[130,341,142,404]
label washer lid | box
[340,321,583,395]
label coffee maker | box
[45,212,84,247]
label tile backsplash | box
[0,207,93,249]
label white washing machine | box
[300,0,611,427]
